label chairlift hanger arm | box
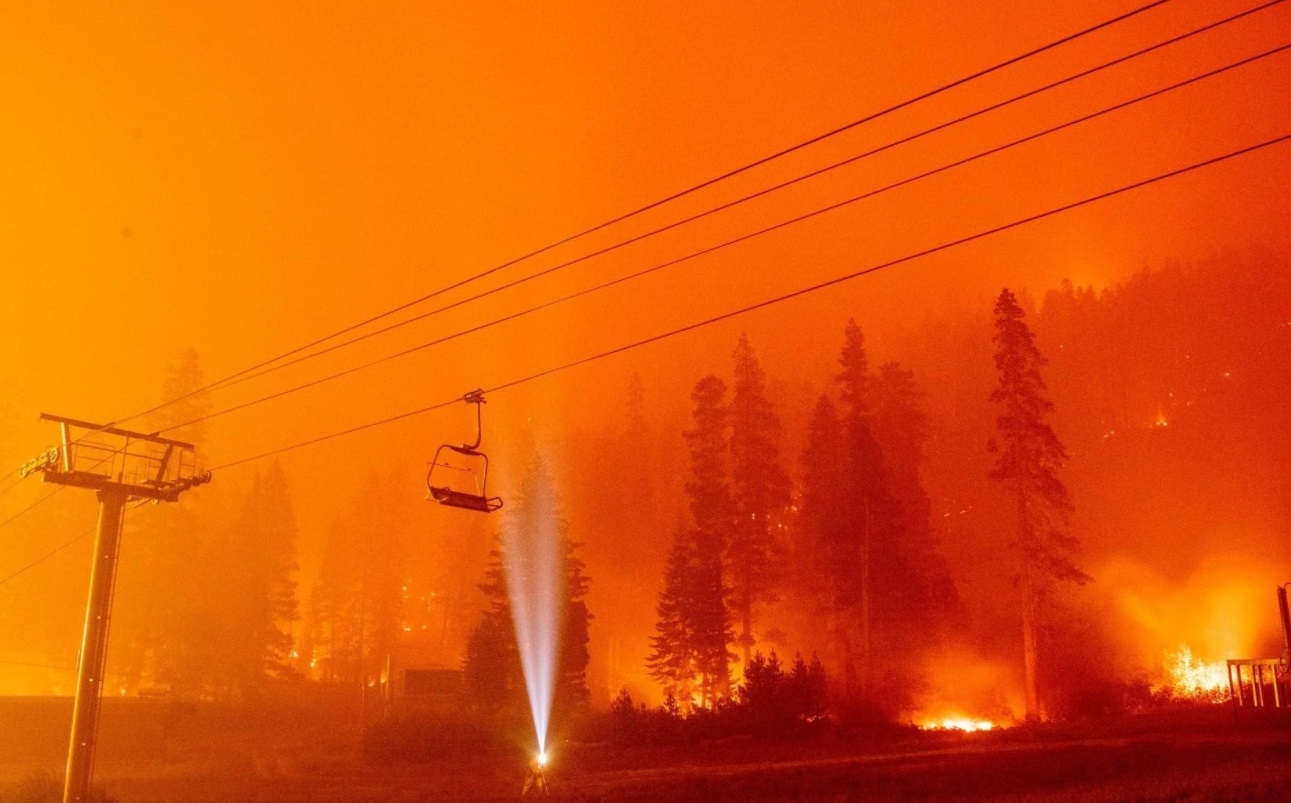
[461,390,486,451]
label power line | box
[0,526,93,588]
[0,472,28,501]
[76,0,1173,438]
[0,486,68,533]
[211,132,1291,472]
[163,41,1291,435]
[0,448,123,537]
[149,0,1282,408]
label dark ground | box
[2,699,1289,802]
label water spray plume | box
[502,459,566,755]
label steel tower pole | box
[62,488,128,803]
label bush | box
[589,651,832,746]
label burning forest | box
[2,2,1290,801]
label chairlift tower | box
[19,414,211,803]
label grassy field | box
[2,701,1289,801]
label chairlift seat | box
[427,485,503,513]
[425,391,503,514]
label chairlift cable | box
[157,41,1291,435]
[0,525,94,588]
[207,132,1291,474]
[144,0,1279,410]
[0,442,169,583]
[0,486,69,534]
[0,449,132,537]
[62,0,1174,443]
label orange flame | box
[920,716,996,732]
[1156,644,1230,701]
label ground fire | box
[918,716,998,733]
[1159,645,1231,701]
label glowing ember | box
[921,717,996,732]
[1160,644,1229,700]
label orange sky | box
[2,0,1290,569]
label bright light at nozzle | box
[537,751,548,767]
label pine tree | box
[154,348,209,447]
[870,362,957,652]
[219,463,301,692]
[798,396,849,643]
[593,374,663,701]
[465,546,523,713]
[114,349,217,695]
[682,375,734,703]
[806,653,829,719]
[989,288,1090,721]
[260,465,301,673]
[646,526,698,712]
[728,335,790,666]
[305,469,406,686]
[834,319,891,697]
[354,470,408,686]
[308,520,361,682]
[685,376,732,537]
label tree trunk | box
[860,495,871,698]
[741,612,751,668]
[1018,486,1041,721]
[1021,567,1040,721]
[741,571,752,669]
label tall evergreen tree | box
[728,335,790,666]
[797,395,849,642]
[308,520,362,682]
[870,362,957,651]
[646,526,698,712]
[114,349,218,695]
[834,320,890,697]
[589,374,664,701]
[463,585,522,714]
[219,462,300,691]
[989,288,1090,721]
[465,540,524,714]
[305,469,406,685]
[685,376,732,538]
[682,375,734,703]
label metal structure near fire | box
[1225,584,1291,709]
[20,414,211,803]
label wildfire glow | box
[1160,644,1229,700]
[920,716,996,732]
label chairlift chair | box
[425,390,503,513]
